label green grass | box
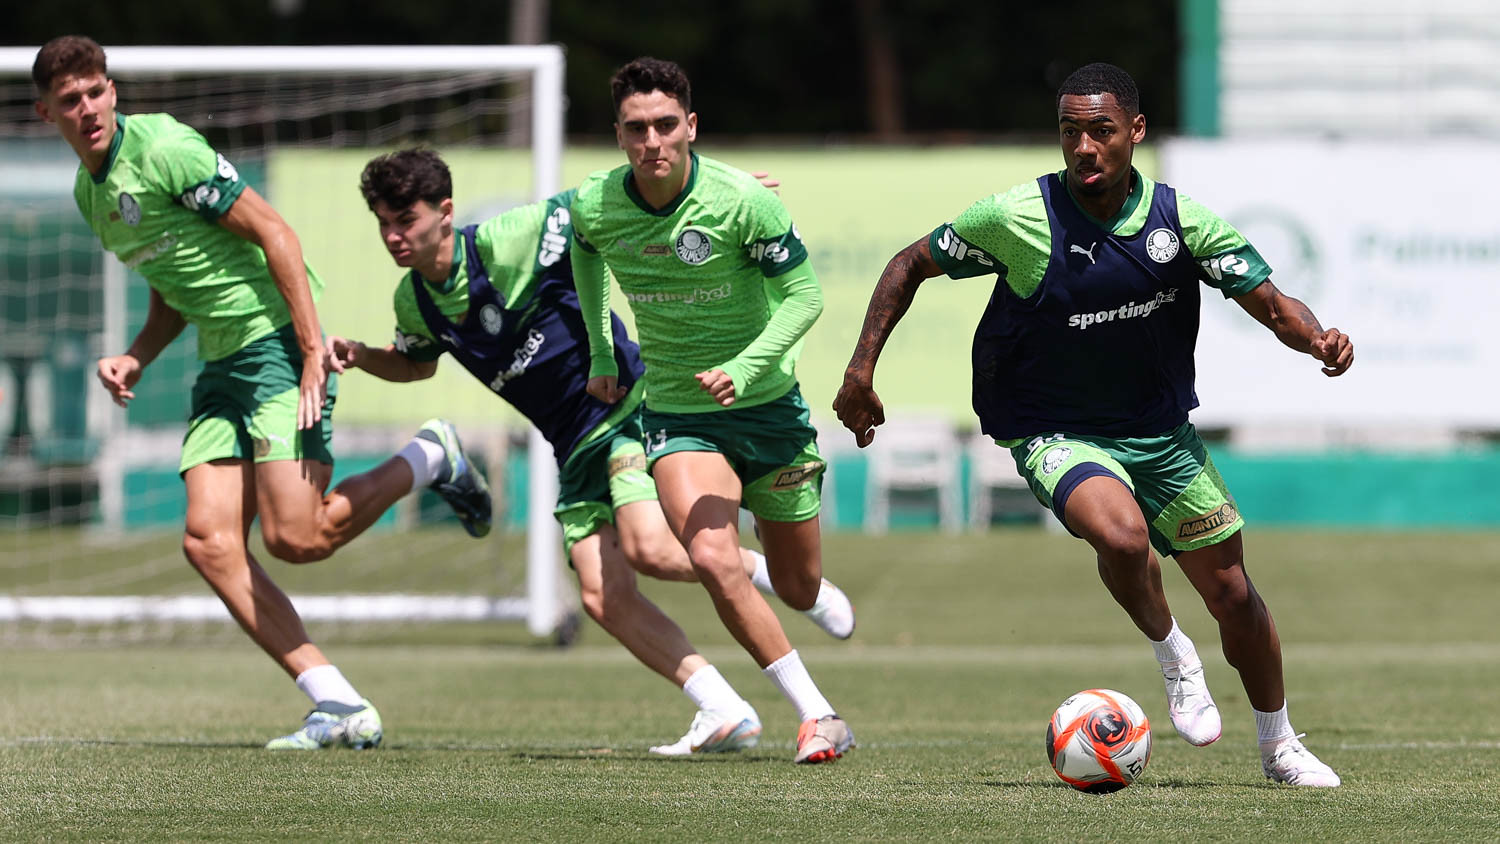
[4,529,1500,841]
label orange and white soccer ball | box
[1046,689,1152,793]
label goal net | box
[0,45,574,645]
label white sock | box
[762,649,835,722]
[1150,617,1196,666]
[681,665,746,714]
[1254,700,1295,748]
[747,550,775,594]
[396,437,447,493]
[294,664,363,707]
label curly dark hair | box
[359,147,452,210]
[610,57,692,114]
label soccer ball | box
[1045,689,1152,793]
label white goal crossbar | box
[0,45,571,638]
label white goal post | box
[0,45,572,640]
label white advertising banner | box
[1161,140,1494,428]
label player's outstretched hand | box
[297,353,328,431]
[587,375,628,404]
[1311,327,1353,377]
[832,375,885,448]
[96,354,143,408]
[325,335,363,374]
[695,369,736,407]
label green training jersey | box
[930,168,1268,297]
[391,190,575,359]
[571,152,822,413]
[73,112,323,361]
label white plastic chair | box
[967,433,1046,529]
[863,416,962,534]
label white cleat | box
[1162,656,1222,746]
[803,578,855,640]
[649,706,762,756]
[1263,734,1342,787]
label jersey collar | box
[90,112,127,185]
[624,150,698,216]
[1060,166,1145,233]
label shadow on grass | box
[508,750,782,765]
[984,778,1243,790]
[3,738,263,750]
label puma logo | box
[1070,242,1098,265]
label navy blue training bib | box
[411,225,645,465]
[971,175,1202,439]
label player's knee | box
[580,575,640,628]
[687,544,745,591]
[181,530,239,579]
[1092,519,1151,561]
[623,534,690,580]
[771,566,820,611]
[1200,569,1258,623]
[261,526,333,564]
[577,579,608,624]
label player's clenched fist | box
[96,354,143,407]
[1311,328,1353,377]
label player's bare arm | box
[218,185,327,429]
[324,336,438,382]
[1233,280,1354,377]
[98,287,186,407]
[833,235,943,446]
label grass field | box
[4,528,1500,841]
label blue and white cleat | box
[649,706,762,756]
[416,418,492,538]
[265,699,383,750]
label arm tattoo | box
[846,241,928,377]
[1273,288,1325,352]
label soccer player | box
[33,35,492,750]
[834,63,1351,787]
[328,147,855,755]
[571,58,854,764]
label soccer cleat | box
[649,706,762,756]
[264,698,383,750]
[793,714,855,764]
[416,418,492,538]
[803,578,856,640]
[1263,734,1341,787]
[1161,656,1222,746]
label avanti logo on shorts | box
[771,461,824,491]
[1175,502,1239,540]
[1067,288,1178,330]
[623,283,732,305]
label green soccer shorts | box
[554,396,659,556]
[1005,421,1243,557]
[641,385,824,523]
[180,324,336,474]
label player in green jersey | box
[835,63,1352,786]
[33,35,492,750]
[325,147,855,755]
[573,58,853,764]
